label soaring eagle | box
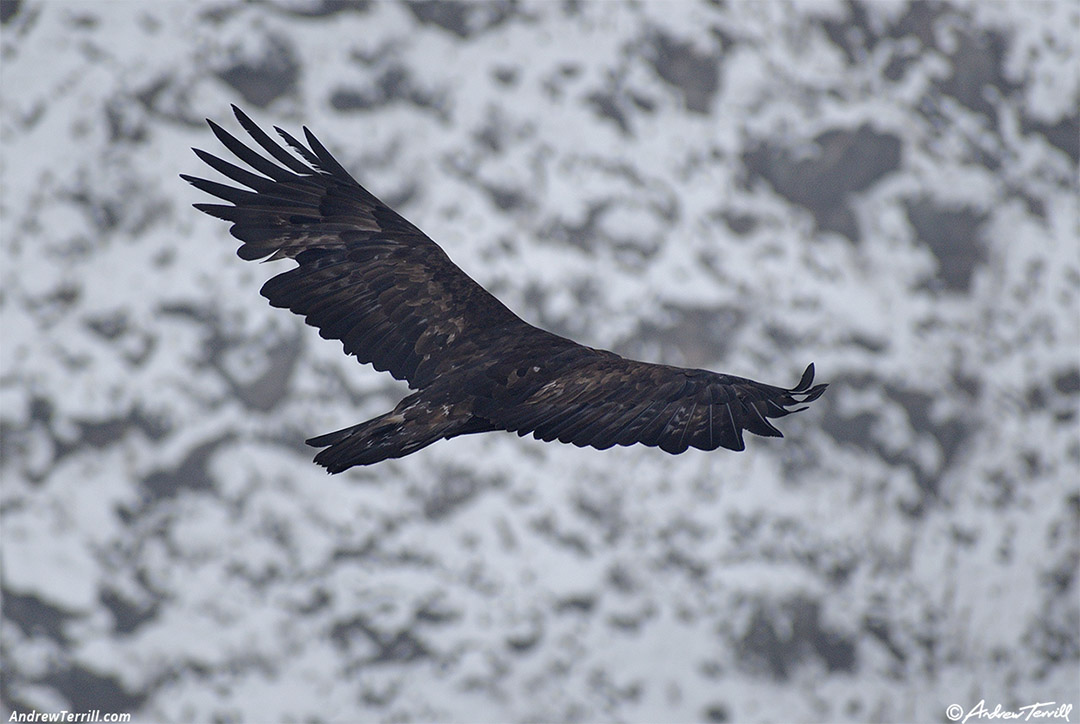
[183,106,827,473]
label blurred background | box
[1,1,1077,722]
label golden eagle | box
[183,106,827,473]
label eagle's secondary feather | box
[184,106,828,472]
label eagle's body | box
[184,106,827,473]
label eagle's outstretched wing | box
[185,107,827,471]
[486,359,827,455]
[182,104,541,390]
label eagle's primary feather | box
[183,106,827,473]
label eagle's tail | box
[306,395,496,473]
[305,414,412,472]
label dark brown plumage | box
[183,106,827,473]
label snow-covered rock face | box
[1,1,1076,722]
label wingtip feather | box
[231,103,253,127]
